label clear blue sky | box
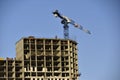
[0,0,120,80]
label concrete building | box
[0,57,22,80]
[0,36,80,80]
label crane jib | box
[53,10,91,39]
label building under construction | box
[0,36,80,80]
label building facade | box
[0,36,80,80]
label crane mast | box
[62,19,69,39]
[53,10,91,39]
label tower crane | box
[53,10,91,39]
